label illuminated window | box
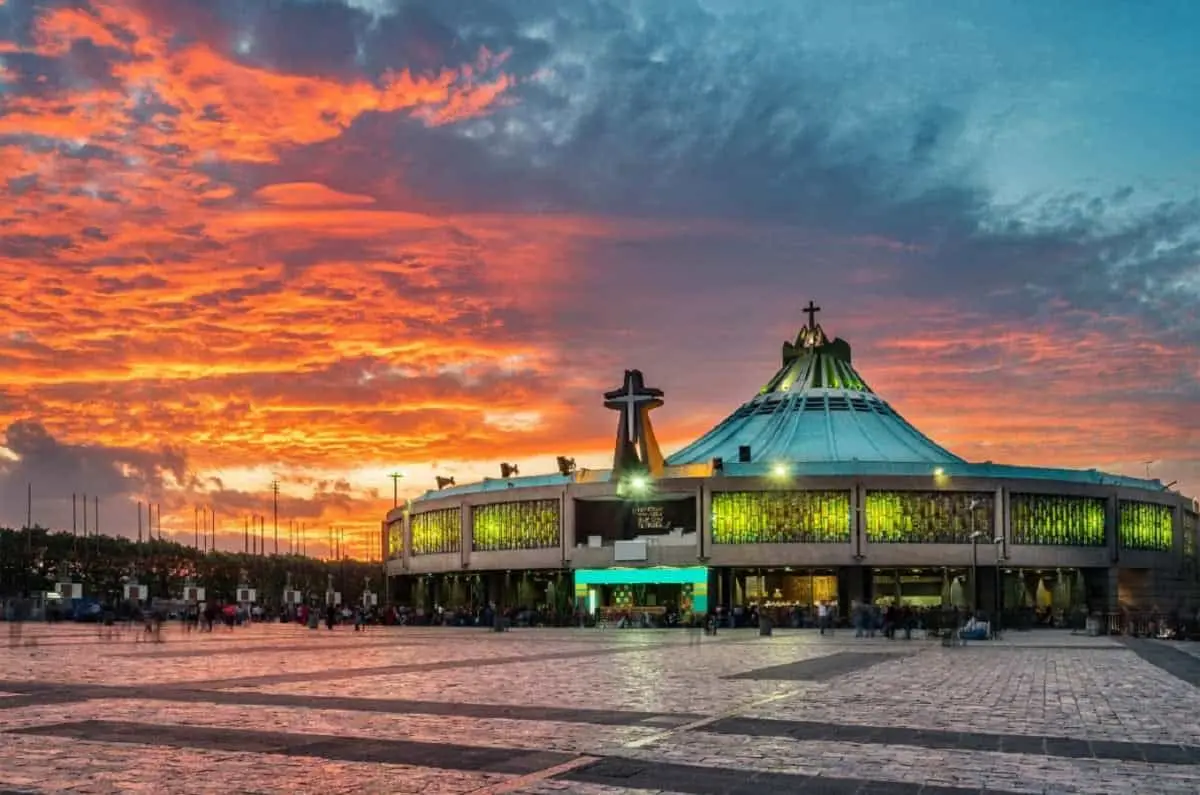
[1119,501,1173,551]
[1184,511,1197,559]
[865,491,993,544]
[411,508,461,556]
[1010,494,1106,547]
[472,500,560,551]
[711,491,850,544]
[386,518,405,559]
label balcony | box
[570,530,700,569]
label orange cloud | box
[254,183,377,207]
[0,1,1194,556]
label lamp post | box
[389,472,404,508]
[970,530,984,616]
[993,536,1005,635]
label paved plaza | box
[2,624,1200,794]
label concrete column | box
[401,514,412,562]
[994,486,1006,552]
[1105,566,1120,613]
[857,483,870,557]
[461,504,473,570]
[1173,502,1184,558]
[562,489,575,563]
[700,484,713,558]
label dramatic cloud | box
[0,0,1196,553]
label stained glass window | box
[711,491,850,544]
[411,508,461,556]
[865,491,994,544]
[1184,511,1197,559]
[1010,494,1106,547]
[1118,501,1173,551]
[472,500,560,551]
[387,519,404,559]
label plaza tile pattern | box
[1,623,1199,793]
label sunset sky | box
[0,0,1197,558]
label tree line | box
[0,526,386,605]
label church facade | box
[383,304,1199,621]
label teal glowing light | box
[574,566,709,613]
[574,566,708,585]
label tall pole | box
[194,507,199,550]
[94,495,99,553]
[994,541,1003,635]
[82,493,88,536]
[271,480,280,556]
[389,473,403,508]
[72,493,78,535]
[26,481,32,530]
[210,507,216,553]
[971,536,979,616]
[137,501,143,544]
[244,517,249,554]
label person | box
[6,598,24,648]
[818,601,830,635]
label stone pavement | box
[2,623,1200,794]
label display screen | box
[575,497,696,543]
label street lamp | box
[970,530,984,615]
[993,536,1005,634]
[389,472,405,508]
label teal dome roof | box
[667,309,963,466]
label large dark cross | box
[603,369,664,477]
[604,370,663,443]
[803,299,821,330]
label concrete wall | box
[388,474,1190,581]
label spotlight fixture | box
[556,456,577,476]
[627,474,648,492]
[933,467,945,477]
[500,462,519,478]
[771,463,790,478]
[435,476,456,491]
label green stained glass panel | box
[711,490,850,544]
[1119,501,1173,551]
[411,508,461,556]
[387,518,404,558]
[1010,494,1106,547]
[865,491,994,544]
[472,500,560,552]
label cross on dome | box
[803,299,821,330]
